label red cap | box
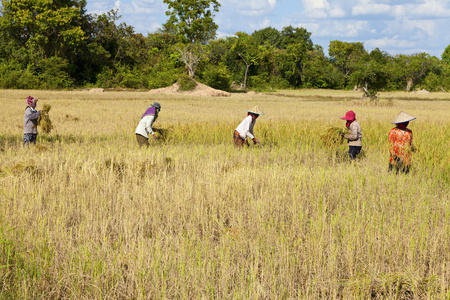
[340,110,356,121]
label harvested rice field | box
[1,89,449,299]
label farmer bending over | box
[234,106,265,147]
[135,102,161,147]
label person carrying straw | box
[388,111,416,174]
[340,110,362,160]
[23,96,41,146]
[234,106,265,147]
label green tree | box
[393,53,431,91]
[277,41,314,87]
[0,0,87,59]
[252,27,281,48]
[279,26,313,50]
[422,56,446,91]
[163,0,220,44]
[225,32,260,89]
[328,41,366,86]
[162,0,220,78]
[302,45,343,89]
[349,48,391,99]
[442,44,450,65]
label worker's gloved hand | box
[153,134,157,141]
[252,138,260,144]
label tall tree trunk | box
[239,53,249,90]
[406,79,413,91]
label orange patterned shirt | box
[389,127,413,165]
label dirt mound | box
[148,82,231,97]
[412,89,431,94]
[89,88,105,92]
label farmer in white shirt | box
[234,105,265,147]
[135,102,161,147]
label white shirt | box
[135,115,156,138]
[235,115,256,139]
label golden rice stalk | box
[320,126,346,147]
[153,127,171,141]
[37,103,53,134]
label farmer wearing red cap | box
[388,111,416,174]
[340,110,362,160]
[23,96,41,145]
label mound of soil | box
[148,82,231,97]
[412,89,431,94]
[89,88,105,92]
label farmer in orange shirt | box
[388,111,416,174]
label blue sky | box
[86,0,450,58]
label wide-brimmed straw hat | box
[247,105,265,115]
[340,110,356,121]
[392,111,416,124]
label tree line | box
[1,0,450,93]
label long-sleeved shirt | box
[135,115,156,138]
[389,127,413,165]
[24,107,41,134]
[344,120,362,146]
[235,115,256,139]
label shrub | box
[0,62,39,89]
[37,57,73,89]
[178,74,197,91]
[147,70,180,89]
[201,65,231,91]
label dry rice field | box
[1,89,449,299]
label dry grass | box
[36,103,53,134]
[320,126,347,148]
[0,89,449,299]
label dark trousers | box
[389,157,410,174]
[136,134,149,147]
[348,146,362,160]
[23,133,37,145]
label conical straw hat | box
[392,111,416,124]
[247,105,265,115]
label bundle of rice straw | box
[37,104,53,134]
[153,127,171,141]
[320,126,346,147]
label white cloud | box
[352,3,392,15]
[302,0,330,11]
[409,0,450,17]
[223,0,277,16]
[299,20,369,38]
[365,37,415,50]
[328,7,346,18]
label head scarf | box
[141,103,160,120]
[26,96,38,109]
